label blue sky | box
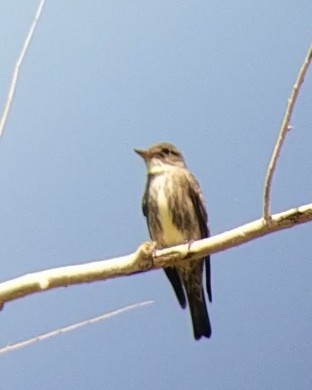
[0,1,311,389]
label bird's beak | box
[134,148,149,160]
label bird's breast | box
[149,174,186,247]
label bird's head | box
[134,142,186,174]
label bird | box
[134,142,212,340]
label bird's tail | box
[184,280,211,340]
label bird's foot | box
[186,239,195,258]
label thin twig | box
[263,44,312,221]
[0,300,153,355]
[0,0,46,139]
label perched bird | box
[134,142,212,340]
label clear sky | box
[0,1,311,389]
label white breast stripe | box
[154,174,186,246]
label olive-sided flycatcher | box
[135,142,212,340]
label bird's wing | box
[142,191,148,217]
[164,267,187,309]
[187,172,212,302]
[142,175,150,217]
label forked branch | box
[263,44,312,220]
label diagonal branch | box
[0,300,153,355]
[0,0,46,139]
[0,203,311,309]
[263,44,312,220]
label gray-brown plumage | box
[134,142,212,340]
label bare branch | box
[0,0,46,139]
[0,203,311,309]
[0,300,153,355]
[263,44,312,220]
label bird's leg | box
[186,239,195,258]
[174,240,195,260]
[150,241,158,266]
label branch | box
[263,44,312,220]
[0,0,46,139]
[0,300,153,355]
[0,203,311,309]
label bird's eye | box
[162,148,171,155]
